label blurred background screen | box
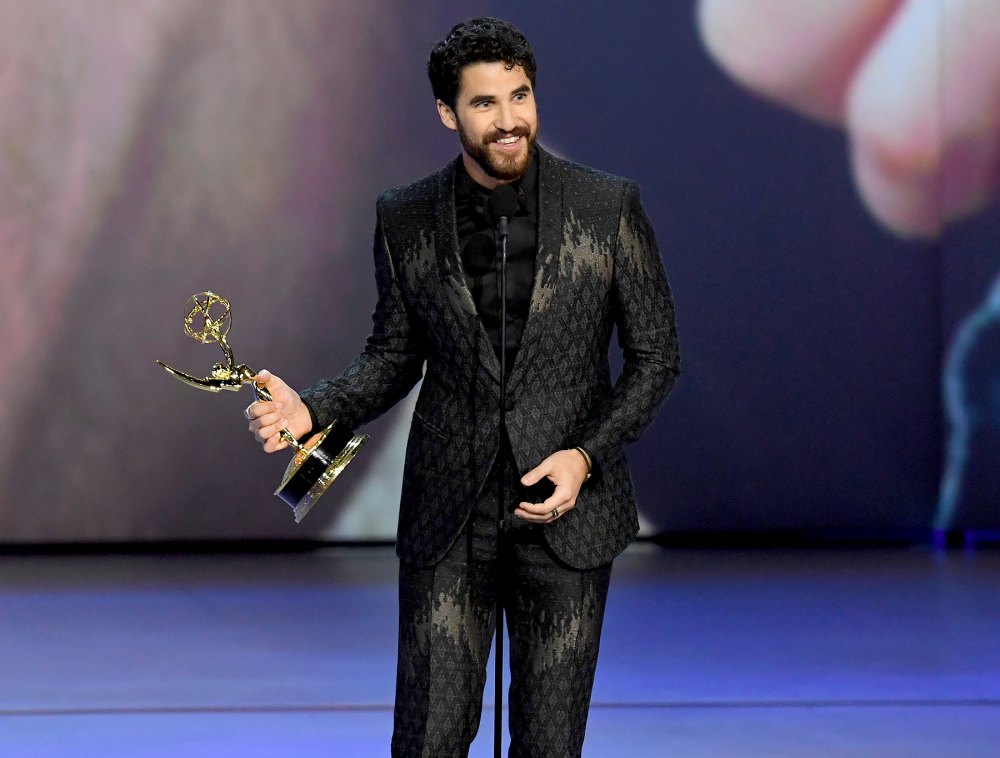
[1,0,997,544]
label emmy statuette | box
[157,291,368,522]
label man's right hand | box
[245,369,313,453]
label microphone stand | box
[494,209,508,758]
[487,182,515,757]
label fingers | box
[846,0,944,237]
[245,398,289,453]
[847,0,1000,237]
[514,499,574,523]
[514,484,577,523]
[519,460,548,487]
[262,431,290,454]
[697,0,900,122]
[935,0,1000,223]
[519,449,577,486]
[245,368,311,447]
[253,368,291,402]
[515,449,589,522]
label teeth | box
[496,136,519,144]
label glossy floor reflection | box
[2,544,998,756]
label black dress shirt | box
[454,151,538,375]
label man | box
[248,17,679,757]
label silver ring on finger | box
[551,508,560,520]
[244,403,255,421]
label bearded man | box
[247,17,679,757]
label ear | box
[436,99,458,132]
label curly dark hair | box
[427,17,537,109]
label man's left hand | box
[515,449,590,523]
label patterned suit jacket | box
[301,146,679,569]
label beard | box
[458,121,537,181]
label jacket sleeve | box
[575,182,680,472]
[298,198,426,431]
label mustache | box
[483,126,531,143]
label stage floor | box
[2,544,998,756]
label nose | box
[495,102,517,132]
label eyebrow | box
[466,84,533,105]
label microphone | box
[488,183,518,239]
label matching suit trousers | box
[390,437,613,757]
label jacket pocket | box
[412,410,449,441]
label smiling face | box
[436,61,538,188]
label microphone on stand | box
[488,183,518,241]
[487,181,517,758]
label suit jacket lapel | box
[433,156,502,384]
[508,146,564,392]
